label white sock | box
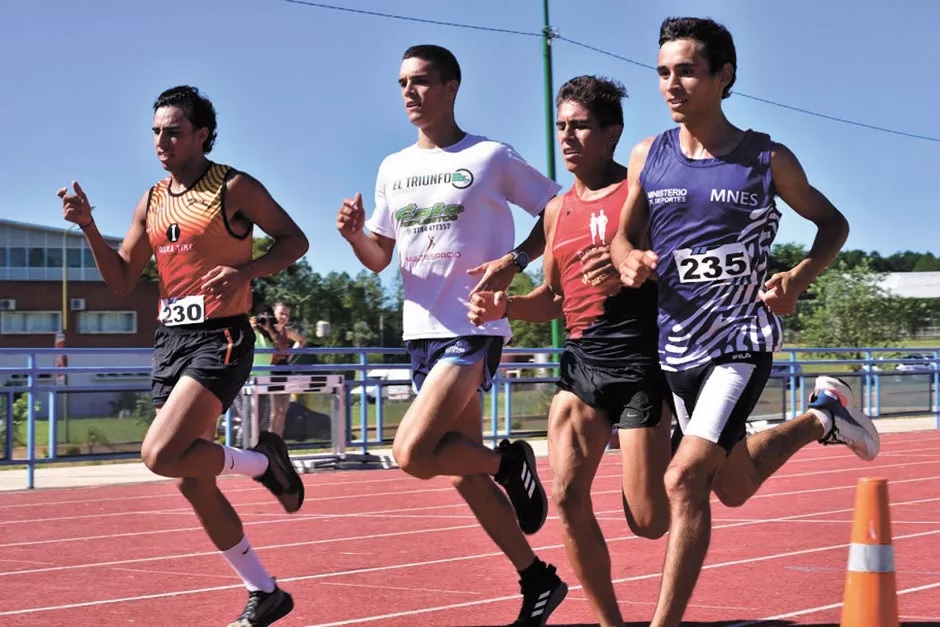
[222,536,276,593]
[219,445,269,478]
[809,408,833,437]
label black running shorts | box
[666,351,772,452]
[151,315,254,412]
[556,350,668,429]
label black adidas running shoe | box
[494,439,548,535]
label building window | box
[66,248,82,268]
[78,311,137,334]
[46,248,63,268]
[28,247,45,268]
[0,311,62,334]
[9,247,26,268]
[0,247,7,267]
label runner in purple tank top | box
[606,17,881,627]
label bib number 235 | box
[160,295,206,326]
[674,243,750,283]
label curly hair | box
[555,75,627,128]
[153,85,218,153]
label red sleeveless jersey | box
[146,163,253,323]
[551,180,658,365]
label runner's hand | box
[201,266,248,297]
[57,181,94,228]
[468,253,516,294]
[337,193,365,241]
[619,249,658,288]
[579,246,621,294]
[468,290,509,326]
[759,271,805,315]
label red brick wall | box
[0,281,160,348]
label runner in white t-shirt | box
[336,45,567,627]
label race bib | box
[674,243,751,283]
[160,295,206,326]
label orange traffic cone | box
[840,477,899,627]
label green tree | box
[912,253,940,272]
[141,258,159,281]
[799,261,902,353]
[767,242,807,277]
[10,393,39,447]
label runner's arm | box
[609,138,653,269]
[610,139,659,287]
[770,142,849,289]
[468,211,546,294]
[502,282,563,322]
[228,172,309,279]
[78,190,154,297]
[346,230,396,273]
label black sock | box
[518,557,544,577]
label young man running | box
[59,85,308,627]
[469,75,671,627]
[336,45,568,626]
[609,18,881,626]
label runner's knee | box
[392,439,436,480]
[141,439,179,476]
[663,462,714,508]
[551,475,591,522]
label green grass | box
[337,386,556,441]
[4,416,149,457]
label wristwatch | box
[511,250,529,271]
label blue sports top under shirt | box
[640,128,783,372]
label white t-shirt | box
[366,134,560,341]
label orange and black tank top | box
[551,180,659,367]
[146,163,252,324]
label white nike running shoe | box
[809,376,880,461]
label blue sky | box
[2,0,937,287]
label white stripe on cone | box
[847,543,895,573]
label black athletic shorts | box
[556,349,669,429]
[666,351,773,452]
[151,315,254,412]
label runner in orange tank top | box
[58,85,308,626]
[469,76,672,627]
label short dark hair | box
[659,17,737,99]
[402,45,461,84]
[556,75,627,128]
[153,85,218,153]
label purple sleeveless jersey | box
[640,128,783,371]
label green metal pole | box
[542,0,562,351]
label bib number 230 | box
[674,243,750,283]
[160,295,206,326]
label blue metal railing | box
[2,346,939,489]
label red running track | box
[1,430,939,626]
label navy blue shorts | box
[405,336,504,393]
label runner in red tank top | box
[469,76,672,627]
[58,85,308,626]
